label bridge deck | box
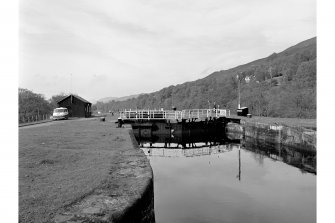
[119,109,231,121]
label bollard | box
[118,118,123,128]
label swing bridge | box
[118,109,231,122]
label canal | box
[140,139,316,223]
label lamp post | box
[237,73,241,109]
[237,147,241,181]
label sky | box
[19,0,316,102]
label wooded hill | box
[98,37,316,118]
[97,94,142,103]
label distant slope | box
[96,37,316,118]
[97,94,142,103]
[97,97,118,103]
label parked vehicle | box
[52,107,69,120]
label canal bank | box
[53,129,155,223]
[226,117,316,153]
[19,117,155,223]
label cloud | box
[19,0,316,99]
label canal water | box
[140,140,316,223]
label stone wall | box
[226,120,316,153]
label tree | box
[49,93,67,109]
[19,88,52,122]
[294,59,316,88]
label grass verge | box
[19,116,136,222]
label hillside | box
[97,94,142,103]
[96,37,316,118]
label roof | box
[57,94,92,104]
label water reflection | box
[142,143,235,157]
[136,128,316,174]
[243,138,316,174]
[143,143,315,223]
[135,126,316,223]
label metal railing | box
[119,109,230,120]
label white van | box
[52,107,69,120]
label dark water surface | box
[141,143,316,223]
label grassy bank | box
[19,116,142,222]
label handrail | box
[119,109,230,120]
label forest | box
[96,37,316,119]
